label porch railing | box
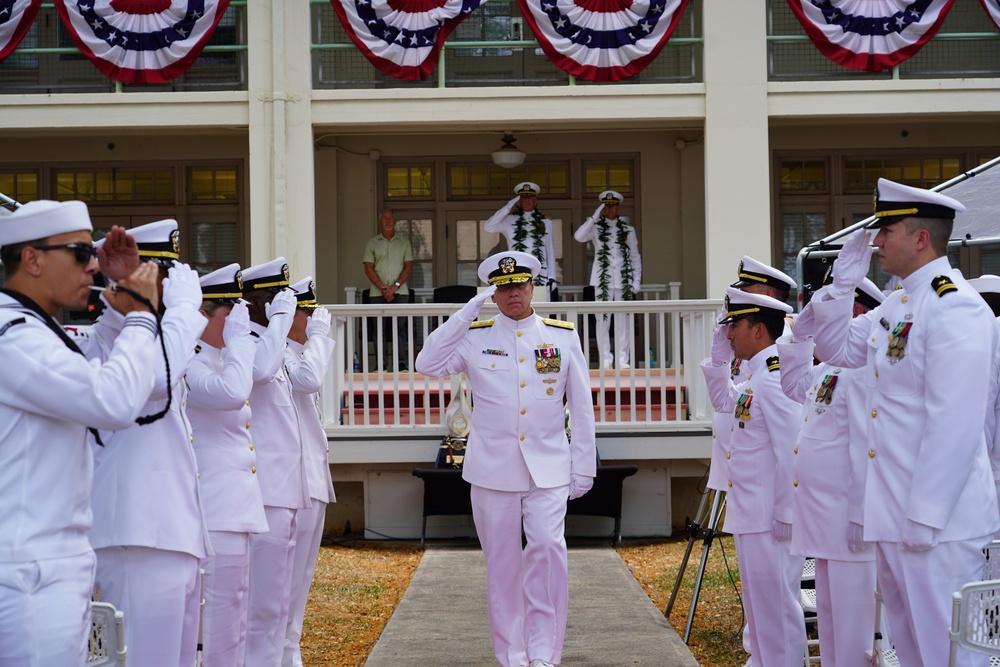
[320,298,721,436]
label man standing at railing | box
[362,208,412,371]
[573,190,641,370]
[415,251,595,667]
[485,182,559,300]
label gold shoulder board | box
[932,275,957,297]
[542,318,575,330]
[766,355,780,372]
[470,319,495,329]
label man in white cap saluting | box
[701,288,805,667]
[485,182,559,299]
[573,190,641,370]
[81,217,211,667]
[0,200,160,665]
[282,276,336,667]
[416,251,595,667]
[240,257,310,667]
[800,178,1000,667]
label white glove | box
[847,521,870,553]
[223,301,251,346]
[506,195,520,211]
[265,288,297,320]
[569,474,594,500]
[710,324,731,366]
[456,285,498,323]
[791,303,816,344]
[161,262,202,310]
[305,307,332,338]
[771,519,792,543]
[830,229,874,298]
[590,203,605,221]
[901,519,937,552]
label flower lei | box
[512,207,548,286]
[596,216,635,303]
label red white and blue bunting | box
[53,0,232,84]
[330,0,486,81]
[516,0,688,82]
[981,0,1000,30]
[786,0,956,72]
[0,0,42,63]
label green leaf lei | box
[595,216,635,313]
[512,207,549,286]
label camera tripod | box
[664,486,727,644]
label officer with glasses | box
[0,200,161,666]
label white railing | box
[343,283,681,304]
[321,298,721,437]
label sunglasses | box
[33,243,99,265]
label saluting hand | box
[710,323,731,366]
[98,225,140,283]
[305,307,332,339]
[456,285,498,323]
[830,229,875,298]
[223,301,251,345]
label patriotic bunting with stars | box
[0,0,42,63]
[515,0,689,82]
[786,0,956,72]
[981,0,1000,30]
[330,0,486,81]
[53,0,232,84]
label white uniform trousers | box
[595,289,632,369]
[876,538,991,667]
[0,551,95,666]
[813,558,876,667]
[201,531,251,667]
[94,545,201,667]
[731,536,754,662]
[283,501,327,667]
[471,483,569,667]
[733,532,806,667]
[245,506,297,667]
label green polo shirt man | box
[362,208,413,369]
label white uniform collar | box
[493,310,538,330]
[900,255,952,294]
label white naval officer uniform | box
[187,332,269,667]
[810,257,1000,667]
[777,335,876,667]
[282,324,336,667]
[0,294,157,666]
[79,287,212,667]
[415,287,595,667]
[702,341,806,667]
[573,210,641,369]
[484,191,559,292]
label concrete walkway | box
[363,543,701,667]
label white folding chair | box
[984,540,1000,580]
[866,578,899,667]
[949,579,1000,666]
[88,601,127,667]
[799,559,820,666]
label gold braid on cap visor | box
[249,278,290,289]
[737,272,767,284]
[725,306,761,319]
[201,290,243,300]
[489,272,533,286]
[874,207,919,218]
[138,249,180,260]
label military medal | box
[815,374,838,405]
[734,392,752,422]
[887,321,912,363]
[535,346,561,373]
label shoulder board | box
[766,355,780,372]
[470,319,494,329]
[932,275,957,297]
[543,318,575,330]
[249,330,260,338]
[0,317,26,338]
[194,345,202,354]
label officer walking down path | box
[416,251,596,667]
[0,201,161,666]
[801,178,1000,667]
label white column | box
[702,2,772,298]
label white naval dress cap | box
[290,276,321,309]
[730,256,797,293]
[514,182,540,197]
[855,277,886,311]
[867,178,966,228]
[200,263,244,304]
[599,190,623,205]
[969,274,1000,317]
[477,251,541,286]
[241,257,290,293]
[0,200,93,247]
[130,219,180,266]
[719,286,793,324]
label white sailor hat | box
[290,276,321,309]
[730,256,797,293]
[0,200,93,247]
[130,219,180,267]
[599,190,623,205]
[200,263,243,304]
[969,274,1000,317]
[867,178,966,229]
[477,251,541,286]
[514,182,540,197]
[719,287,793,324]
[241,257,291,293]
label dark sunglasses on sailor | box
[32,243,99,265]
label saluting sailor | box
[802,178,1000,667]
[573,190,642,370]
[485,182,559,299]
[415,251,596,667]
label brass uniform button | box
[491,363,496,368]
[189,435,194,443]
[712,433,717,440]
[519,356,524,362]
[871,409,877,418]
[245,399,250,406]
[794,447,799,454]
[875,369,879,378]
[249,444,254,451]
[869,449,876,459]
[251,466,257,473]
[516,331,523,337]
[546,387,554,395]
[246,421,251,429]
[793,480,799,487]
[804,415,809,422]
[871,337,877,342]
[726,452,731,460]
[902,296,908,304]
[520,381,526,388]
[520,408,526,415]
[727,481,733,488]
[519,435,525,441]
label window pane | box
[398,217,432,260]
[409,168,431,196]
[410,261,432,289]
[191,170,215,200]
[386,167,410,197]
[215,170,237,200]
[480,221,502,257]
[450,167,469,197]
[456,219,478,261]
